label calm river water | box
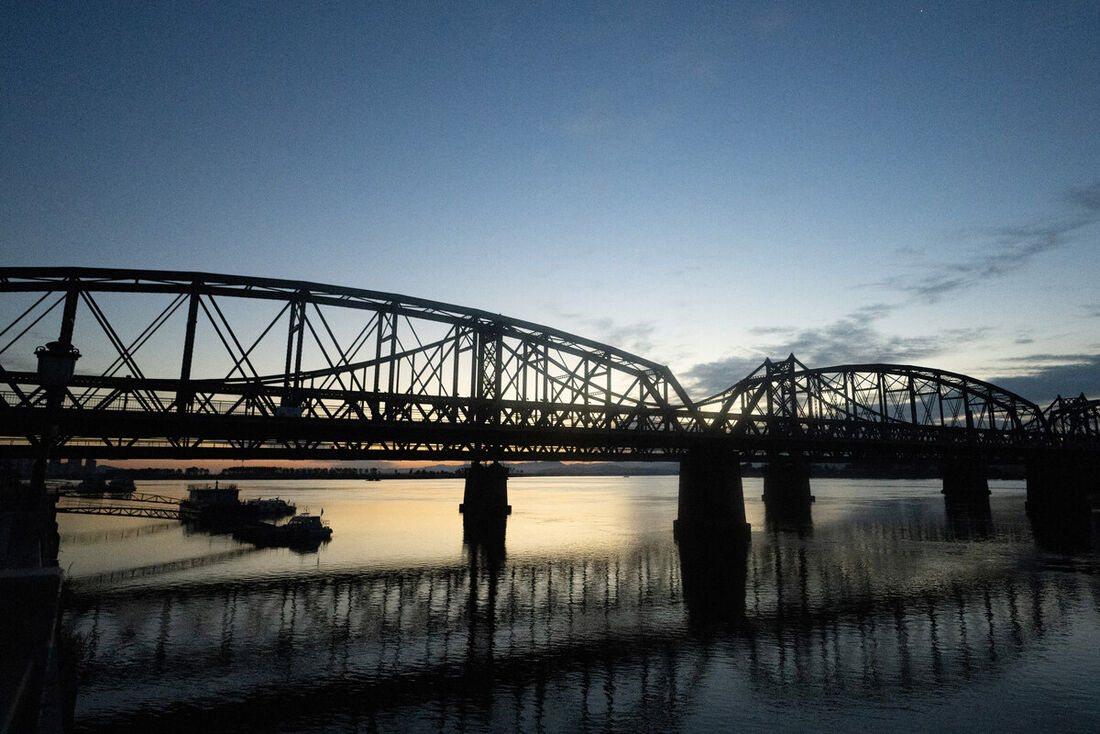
[59,477,1100,733]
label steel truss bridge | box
[0,267,1097,464]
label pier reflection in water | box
[60,478,1100,733]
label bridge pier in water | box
[939,459,993,533]
[674,448,750,542]
[1025,460,1100,550]
[940,459,990,502]
[459,461,511,519]
[1026,460,1100,514]
[761,453,814,516]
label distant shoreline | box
[44,463,1027,482]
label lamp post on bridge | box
[15,339,79,567]
[29,341,80,502]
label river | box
[59,477,1100,732]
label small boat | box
[74,476,108,494]
[233,512,332,549]
[106,477,136,496]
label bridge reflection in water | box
[64,493,1099,733]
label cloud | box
[682,354,772,399]
[582,317,657,355]
[1066,181,1100,213]
[682,304,988,397]
[877,181,1100,303]
[543,305,658,356]
[986,353,1100,404]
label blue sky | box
[3,1,1098,403]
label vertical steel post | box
[605,353,612,428]
[451,326,462,400]
[29,281,80,554]
[908,374,918,428]
[282,295,305,409]
[57,284,78,348]
[493,327,502,405]
[372,309,384,394]
[385,310,397,395]
[764,358,774,419]
[963,382,974,433]
[292,299,305,388]
[177,284,200,415]
[541,343,549,404]
[284,298,299,392]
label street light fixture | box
[35,340,80,388]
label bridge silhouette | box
[2,267,1098,534]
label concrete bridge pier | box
[674,448,750,542]
[1026,460,1100,551]
[940,459,990,500]
[459,461,511,518]
[762,453,814,514]
[1026,460,1100,516]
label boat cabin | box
[187,483,239,506]
[287,514,326,532]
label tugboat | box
[233,512,332,550]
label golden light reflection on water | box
[58,476,686,581]
[57,476,1035,580]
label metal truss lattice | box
[695,354,1050,454]
[0,268,697,459]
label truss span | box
[695,354,1050,459]
[2,269,1095,462]
[1044,394,1100,441]
[0,267,698,460]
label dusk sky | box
[4,1,1099,403]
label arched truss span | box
[695,354,1049,452]
[1044,395,1100,440]
[0,268,698,459]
